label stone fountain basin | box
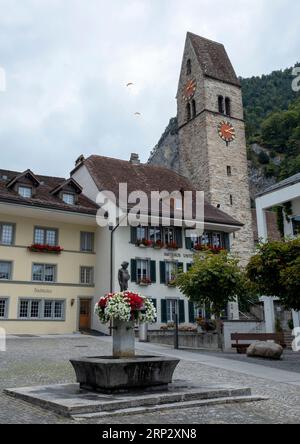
[70,356,180,393]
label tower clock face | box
[218,121,235,143]
[182,79,197,101]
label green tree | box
[176,251,248,350]
[247,238,300,310]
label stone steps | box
[72,395,268,420]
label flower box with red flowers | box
[166,242,179,250]
[153,240,164,250]
[28,244,64,254]
[193,244,224,254]
[136,239,153,248]
[138,278,152,287]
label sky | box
[0,0,299,178]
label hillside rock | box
[148,118,180,173]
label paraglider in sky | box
[134,112,141,117]
[126,82,134,87]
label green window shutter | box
[161,299,167,323]
[187,263,193,272]
[185,235,192,250]
[175,227,183,248]
[160,261,166,284]
[177,262,184,273]
[224,233,230,251]
[131,259,137,282]
[150,261,156,283]
[130,227,137,244]
[188,301,195,323]
[179,300,185,324]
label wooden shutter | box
[185,234,192,250]
[188,301,195,323]
[150,261,156,283]
[175,227,183,248]
[160,262,166,284]
[131,259,137,282]
[187,263,193,272]
[179,300,185,324]
[177,262,184,273]
[130,227,137,244]
[224,233,230,251]
[161,299,167,323]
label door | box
[79,299,91,330]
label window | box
[34,227,58,246]
[0,261,12,280]
[0,223,14,245]
[225,97,231,116]
[32,264,56,283]
[0,299,8,318]
[80,232,94,252]
[218,96,224,114]
[165,262,177,284]
[136,259,150,283]
[192,99,197,118]
[230,194,233,206]
[19,299,64,320]
[136,226,147,241]
[292,216,300,236]
[186,59,191,75]
[189,231,226,249]
[149,227,161,243]
[166,299,178,323]
[227,166,232,177]
[62,193,75,205]
[80,266,94,285]
[18,186,32,198]
[164,227,175,244]
[186,103,191,121]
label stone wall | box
[147,330,219,350]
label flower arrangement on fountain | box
[95,291,157,324]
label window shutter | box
[130,227,137,244]
[175,227,183,248]
[160,262,166,284]
[185,235,192,250]
[161,299,167,323]
[150,261,156,283]
[224,233,230,251]
[188,302,195,323]
[177,262,184,273]
[179,300,185,324]
[131,259,137,282]
[187,263,193,272]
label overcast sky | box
[0,0,299,177]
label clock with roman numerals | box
[218,121,235,143]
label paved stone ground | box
[1,336,300,424]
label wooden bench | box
[231,333,286,354]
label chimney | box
[130,153,140,165]
[75,155,85,167]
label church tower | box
[177,33,254,262]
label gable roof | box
[187,32,240,87]
[0,169,98,215]
[50,177,83,196]
[6,169,40,189]
[77,155,243,227]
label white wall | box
[223,321,266,351]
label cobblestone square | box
[1,336,300,424]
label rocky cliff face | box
[148,118,180,173]
[148,119,277,202]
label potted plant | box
[153,239,164,250]
[136,239,153,248]
[28,244,63,254]
[166,242,178,251]
[138,277,152,287]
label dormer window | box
[18,186,32,198]
[62,192,75,205]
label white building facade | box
[256,173,300,332]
